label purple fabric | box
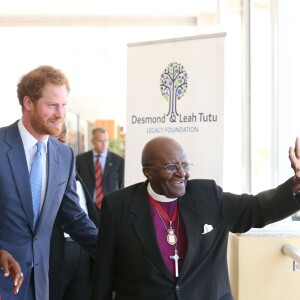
[149,199,187,278]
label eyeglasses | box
[145,163,192,173]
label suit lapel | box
[103,151,111,178]
[86,150,95,181]
[130,182,173,280]
[130,182,208,281]
[5,122,35,232]
[177,193,206,280]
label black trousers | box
[61,240,93,300]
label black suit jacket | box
[91,178,300,300]
[76,150,124,198]
[49,173,99,300]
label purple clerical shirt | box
[149,198,187,278]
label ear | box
[23,96,34,111]
[142,167,152,180]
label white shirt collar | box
[93,150,107,158]
[147,182,177,203]
[18,119,49,153]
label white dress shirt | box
[18,119,48,213]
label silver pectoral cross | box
[169,249,180,277]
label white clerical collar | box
[147,182,177,203]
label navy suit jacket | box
[0,121,98,300]
[91,179,300,300]
[76,150,124,197]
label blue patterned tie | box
[30,141,43,228]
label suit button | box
[27,261,33,267]
[175,285,180,291]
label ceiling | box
[0,0,218,127]
[0,0,216,18]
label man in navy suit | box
[91,136,300,300]
[0,65,98,300]
[76,127,124,211]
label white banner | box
[125,33,226,186]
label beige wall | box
[228,233,300,300]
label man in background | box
[76,127,125,211]
[49,124,99,300]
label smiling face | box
[142,137,190,198]
[22,83,68,140]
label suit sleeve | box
[75,155,82,177]
[221,177,300,232]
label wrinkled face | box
[25,84,67,139]
[143,141,190,198]
[91,131,109,154]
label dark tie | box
[30,141,43,228]
[95,155,104,209]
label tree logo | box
[160,62,188,122]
